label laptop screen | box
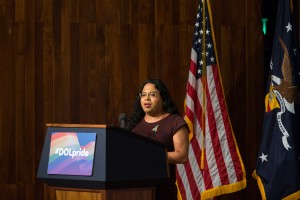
[47,132,97,176]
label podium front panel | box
[37,124,169,189]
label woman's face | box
[140,83,164,116]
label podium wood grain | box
[49,186,155,200]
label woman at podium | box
[127,78,189,200]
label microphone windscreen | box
[118,113,127,121]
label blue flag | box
[253,0,300,199]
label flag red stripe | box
[176,167,187,199]
[212,63,244,181]
[177,129,203,199]
[205,70,230,185]
[184,153,201,199]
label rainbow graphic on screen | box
[47,132,96,176]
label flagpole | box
[200,0,207,170]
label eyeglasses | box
[139,92,160,98]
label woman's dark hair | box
[126,78,179,130]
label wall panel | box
[0,0,264,199]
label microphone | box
[118,113,127,128]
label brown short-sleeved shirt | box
[131,114,187,149]
[131,114,188,200]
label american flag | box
[253,0,300,199]
[176,0,246,199]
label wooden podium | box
[37,124,169,200]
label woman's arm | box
[167,126,189,164]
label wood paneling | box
[49,187,155,200]
[0,0,265,199]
